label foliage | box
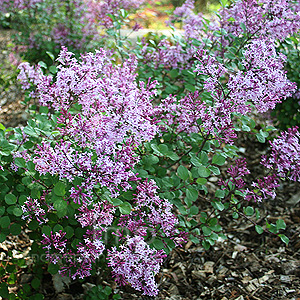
[84,285,121,300]
[0,0,300,298]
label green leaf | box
[212,154,226,166]
[0,207,5,216]
[48,263,59,275]
[202,240,210,250]
[5,194,17,205]
[208,165,220,175]
[244,206,254,216]
[112,199,123,206]
[38,61,47,69]
[28,220,39,230]
[186,84,196,92]
[256,133,265,143]
[242,124,251,132]
[220,0,228,6]
[196,177,207,185]
[189,235,200,244]
[0,216,10,228]
[31,277,41,290]
[65,226,74,239]
[42,226,51,236]
[0,282,9,298]
[152,239,165,250]
[49,66,57,74]
[14,157,26,168]
[202,226,211,236]
[215,189,225,198]
[177,165,189,181]
[10,223,21,235]
[53,182,66,196]
[169,69,179,79]
[189,205,199,216]
[240,22,247,32]
[278,234,289,245]
[46,51,55,60]
[0,140,15,156]
[214,201,224,211]
[53,200,68,212]
[276,219,286,230]
[0,233,6,242]
[119,202,132,215]
[198,166,211,178]
[186,188,198,202]
[255,225,264,234]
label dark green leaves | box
[212,154,226,166]
[119,202,132,215]
[177,165,189,181]
[53,182,66,196]
[0,216,10,228]
[5,194,17,205]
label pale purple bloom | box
[245,175,280,202]
[21,196,49,225]
[261,126,300,182]
[107,236,166,296]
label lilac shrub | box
[2,0,300,298]
[9,47,185,296]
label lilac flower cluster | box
[0,0,42,12]
[261,126,300,182]
[107,236,166,296]
[220,158,250,190]
[42,229,106,279]
[19,47,158,198]
[2,0,144,53]
[221,0,300,41]
[170,0,206,41]
[141,0,206,70]
[156,37,295,144]
[140,38,195,70]
[245,175,280,202]
[118,180,184,244]
[227,39,296,113]
[21,196,48,225]
[156,90,237,143]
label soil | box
[0,29,300,300]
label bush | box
[1,0,300,298]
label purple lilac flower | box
[18,48,158,199]
[76,201,115,229]
[261,126,300,182]
[21,196,48,225]
[118,180,184,245]
[11,150,31,172]
[228,39,296,113]
[41,231,67,264]
[107,235,166,296]
[245,175,280,202]
[220,158,250,190]
[221,0,300,41]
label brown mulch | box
[0,29,300,300]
